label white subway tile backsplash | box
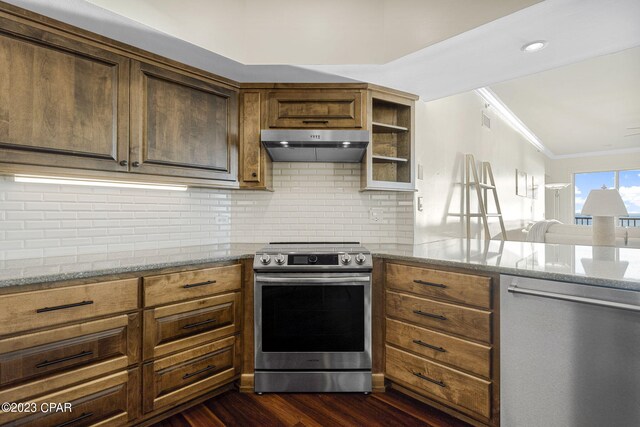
[1,163,412,260]
[231,163,413,246]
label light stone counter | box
[1,240,638,292]
[376,239,640,292]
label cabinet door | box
[130,60,238,182]
[239,90,271,189]
[267,90,364,128]
[0,16,129,172]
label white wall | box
[546,152,640,224]
[231,163,414,249]
[413,91,546,244]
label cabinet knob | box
[252,172,257,177]
[119,160,128,166]
[131,161,141,167]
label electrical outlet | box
[369,208,383,223]
[215,215,230,224]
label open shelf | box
[368,96,413,186]
[372,155,408,163]
[372,121,409,133]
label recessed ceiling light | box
[280,141,288,145]
[521,40,547,52]
[342,141,351,146]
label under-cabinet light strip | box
[14,175,188,191]
[475,87,553,158]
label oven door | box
[255,272,371,371]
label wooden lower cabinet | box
[386,346,491,419]
[384,261,499,427]
[142,335,239,414]
[0,368,139,426]
[143,264,241,307]
[0,314,139,388]
[0,279,139,336]
[386,318,491,379]
[143,292,241,360]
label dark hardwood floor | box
[152,389,471,427]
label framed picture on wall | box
[516,169,527,197]
[530,176,538,199]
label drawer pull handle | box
[182,318,218,330]
[54,412,93,427]
[183,364,216,380]
[413,372,446,388]
[36,350,93,368]
[302,119,330,124]
[36,300,93,313]
[412,310,447,321]
[413,279,447,289]
[183,280,217,289]
[412,340,446,353]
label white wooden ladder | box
[464,154,506,240]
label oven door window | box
[262,285,364,352]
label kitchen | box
[0,1,639,426]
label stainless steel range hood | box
[261,129,369,162]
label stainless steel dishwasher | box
[500,275,640,427]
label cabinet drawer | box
[386,263,491,309]
[143,336,238,414]
[0,314,139,388]
[386,291,491,343]
[386,346,491,419]
[267,90,364,128]
[0,279,139,336]
[144,292,241,360]
[386,318,491,378]
[144,265,241,307]
[0,369,139,426]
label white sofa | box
[527,223,640,248]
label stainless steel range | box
[253,242,372,393]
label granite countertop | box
[0,243,261,288]
[1,239,639,292]
[377,239,640,292]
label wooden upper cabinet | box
[239,90,272,189]
[0,16,129,172]
[130,60,238,182]
[267,90,364,128]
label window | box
[574,169,640,226]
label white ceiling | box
[491,47,640,158]
[83,0,540,65]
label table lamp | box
[545,183,570,219]
[580,188,628,246]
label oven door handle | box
[255,276,370,284]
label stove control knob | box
[340,253,352,265]
[275,253,286,265]
[308,255,318,264]
[259,254,271,265]
[355,253,367,265]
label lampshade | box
[545,183,570,190]
[581,189,628,216]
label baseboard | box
[239,373,254,393]
[372,373,387,393]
